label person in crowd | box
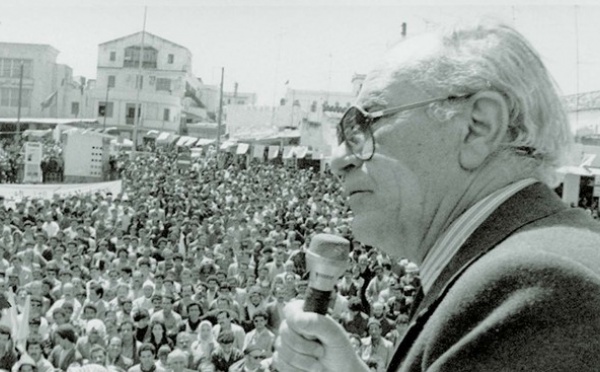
[0,325,19,370]
[275,20,600,372]
[127,343,165,372]
[210,331,243,372]
[228,345,269,372]
[211,310,245,352]
[242,311,275,357]
[106,336,134,371]
[48,324,82,370]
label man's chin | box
[351,216,381,247]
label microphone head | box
[305,233,350,292]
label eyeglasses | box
[337,95,471,161]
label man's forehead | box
[358,34,441,109]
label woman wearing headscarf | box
[190,320,216,368]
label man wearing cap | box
[364,264,389,307]
[360,318,394,372]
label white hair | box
[396,20,572,186]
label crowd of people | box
[0,145,420,372]
[0,136,64,184]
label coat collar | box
[388,182,567,371]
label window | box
[168,54,174,64]
[71,102,80,115]
[163,108,170,121]
[107,75,116,88]
[135,75,144,89]
[0,88,9,107]
[126,104,141,125]
[110,51,116,61]
[98,102,114,117]
[0,58,32,78]
[156,78,171,92]
[123,46,157,68]
[0,88,31,107]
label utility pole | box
[216,67,224,160]
[16,62,23,138]
[103,84,110,130]
[132,6,147,158]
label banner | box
[0,180,122,206]
[23,142,43,183]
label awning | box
[295,146,308,159]
[156,132,171,143]
[145,130,160,138]
[220,141,237,150]
[23,129,52,138]
[282,146,295,159]
[195,138,216,146]
[176,136,189,147]
[236,143,250,155]
[253,144,265,158]
[184,137,199,146]
[268,145,279,159]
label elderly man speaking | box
[274,21,600,372]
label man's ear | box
[458,91,510,170]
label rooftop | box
[99,31,189,52]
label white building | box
[88,31,207,137]
[0,42,81,120]
[564,91,600,137]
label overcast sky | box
[2,0,599,105]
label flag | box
[40,90,58,109]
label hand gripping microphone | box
[303,233,351,315]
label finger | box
[283,299,351,346]
[278,321,325,357]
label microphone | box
[303,233,351,315]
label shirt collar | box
[419,178,538,294]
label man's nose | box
[330,142,362,177]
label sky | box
[2,0,600,105]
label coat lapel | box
[388,183,567,371]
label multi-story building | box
[0,42,79,119]
[88,31,207,137]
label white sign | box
[23,142,43,183]
[0,180,122,206]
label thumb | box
[283,299,351,348]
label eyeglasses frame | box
[338,94,473,161]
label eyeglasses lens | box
[339,107,373,160]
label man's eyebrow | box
[360,96,388,112]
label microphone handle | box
[303,287,331,315]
